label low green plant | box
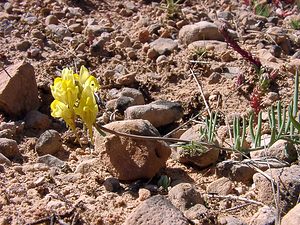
[181,112,218,156]
[249,111,262,148]
[157,175,171,191]
[233,116,247,151]
[194,47,207,59]
[162,0,181,19]
[253,1,270,17]
[290,19,300,30]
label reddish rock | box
[0,61,39,117]
[94,119,171,181]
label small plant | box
[157,175,171,191]
[254,2,270,17]
[194,47,207,59]
[233,116,247,151]
[249,111,262,148]
[181,112,218,156]
[290,19,300,30]
[219,24,262,70]
[161,0,181,19]
[50,65,100,143]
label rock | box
[156,55,168,64]
[85,24,114,37]
[250,140,297,163]
[0,153,12,166]
[249,206,276,225]
[258,49,277,63]
[208,72,222,84]
[45,15,58,25]
[281,203,300,225]
[90,37,107,56]
[184,204,214,223]
[25,110,51,130]
[124,195,189,225]
[291,50,300,59]
[218,216,246,225]
[16,40,31,51]
[125,100,183,127]
[147,48,159,59]
[28,48,41,59]
[0,138,20,159]
[217,11,233,20]
[32,29,45,39]
[216,160,256,184]
[149,38,178,55]
[0,61,40,117]
[0,129,14,139]
[103,177,121,192]
[270,45,282,58]
[4,2,13,13]
[253,165,300,213]
[46,24,72,40]
[0,164,4,173]
[138,29,150,43]
[94,119,171,181]
[37,154,65,168]
[176,124,219,168]
[0,122,17,135]
[106,96,136,113]
[118,88,145,105]
[138,188,151,201]
[206,177,233,195]
[179,21,224,45]
[69,23,83,33]
[74,158,98,174]
[35,130,62,156]
[168,183,204,211]
[116,72,137,86]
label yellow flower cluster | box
[50,66,100,143]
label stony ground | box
[0,0,300,224]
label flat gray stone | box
[124,195,189,225]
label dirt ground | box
[0,0,299,224]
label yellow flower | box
[50,100,76,132]
[50,65,101,144]
[74,85,99,142]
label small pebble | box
[103,177,121,192]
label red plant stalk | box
[250,88,262,115]
[219,24,262,70]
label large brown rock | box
[0,61,39,117]
[94,119,171,181]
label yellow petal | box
[50,100,76,131]
[79,65,90,86]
